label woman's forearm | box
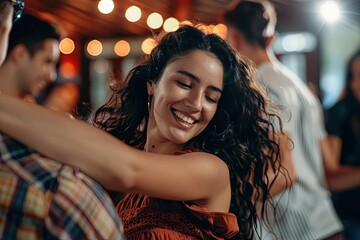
[326,166,360,191]
[0,94,134,189]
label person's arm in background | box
[321,102,360,191]
[321,135,360,191]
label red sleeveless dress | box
[115,150,239,239]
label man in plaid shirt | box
[0,6,124,240]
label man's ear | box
[9,44,29,63]
[146,82,154,95]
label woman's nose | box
[184,91,202,111]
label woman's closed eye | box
[176,80,191,89]
[205,95,218,104]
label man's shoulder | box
[0,133,105,198]
[0,132,63,186]
[0,133,108,198]
[0,133,124,239]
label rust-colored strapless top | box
[116,194,238,240]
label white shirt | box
[254,61,343,240]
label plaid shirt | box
[0,133,125,240]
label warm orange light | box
[147,12,163,29]
[59,38,75,54]
[163,17,179,32]
[179,20,193,26]
[87,40,103,56]
[125,6,141,22]
[213,24,228,39]
[114,40,130,57]
[60,62,77,79]
[207,24,215,33]
[141,38,156,55]
[198,24,213,33]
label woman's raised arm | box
[0,94,230,203]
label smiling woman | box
[0,25,289,240]
[147,50,223,147]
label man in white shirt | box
[222,1,360,239]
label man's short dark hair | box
[7,13,61,57]
[223,0,277,48]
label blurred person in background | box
[0,12,124,239]
[4,13,60,101]
[223,0,345,239]
[326,49,360,240]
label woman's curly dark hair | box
[94,25,286,240]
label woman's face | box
[148,50,224,145]
[350,57,360,102]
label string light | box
[98,0,114,14]
[147,12,163,29]
[125,6,141,22]
[141,38,157,54]
[114,40,131,57]
[163,17,179,32]
[87,40,103,56]
[59,38,75,54]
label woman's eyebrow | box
[176,70,223,93]
[177,70,199,82]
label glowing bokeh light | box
[179,20,193,26]
[60,62,77,79]
[114,40,131,57]
[281,34,306,52]
[141,38,157,54]
[87,40,103,56]
[319,1,340,22]
[59,38,75,54]
[147,12,163,29]
[98,0,114,14]
[163,17,179,32]
[125,6,142,22]
[94,58,109,73]
[213,24,228,39]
